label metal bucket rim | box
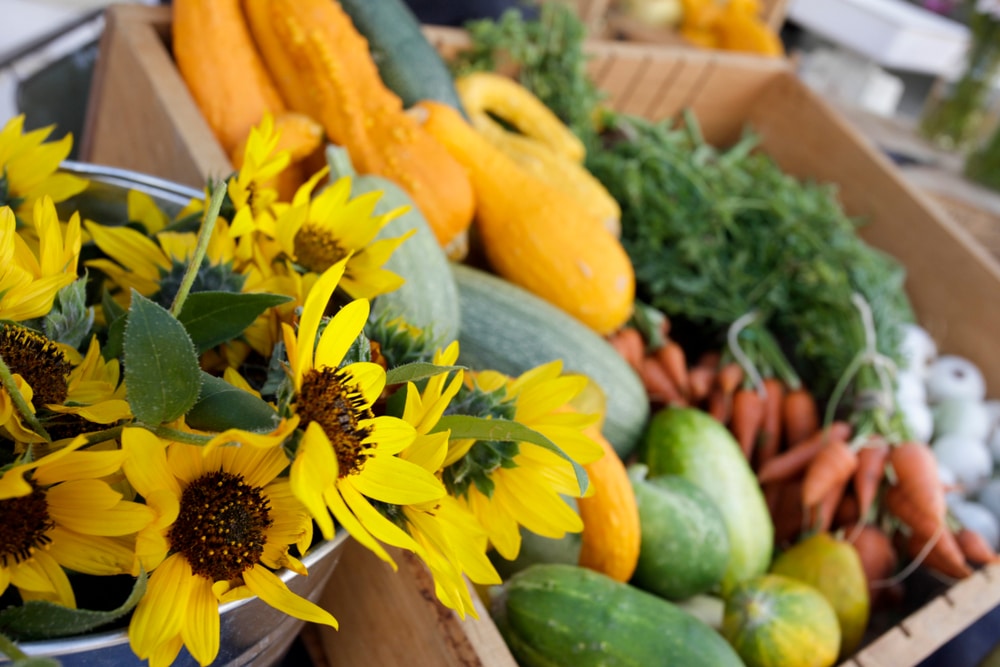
[16,531,348,655]
[59,160,205,203]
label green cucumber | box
[451,263,649,459]
[337,0,467,115]
[628,464,730,600]
[326,145,459,348]
[493,564,744,667]
[640,406,773,594]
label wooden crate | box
[80,6,1000,666]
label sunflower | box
[226,113,291,246]
[120,426,334,667]
[395,342,502,617]
[0,326,130,444]
[0,436,154,608]
[442,359,604,561]
[0,197,82,322]
[85,214,242,311]
[261,171,412,301]
[0,115,87,217]
[282,259,445,566]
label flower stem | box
[169,181,227,318]
[0,354,51,442]
[0,633,28,662]
[150,424,213,446]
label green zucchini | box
[493,564,744,667]
[326,145,460,348]
[451,263,648,459]
[628,464,730,600]
[337,0,467,115]
[641,406,774,595]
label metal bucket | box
[10,533,348,666]
[1,163,350,666]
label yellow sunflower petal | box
[349,452,444,505]
[180,575,221,667]
[121,428,182,498]
[33,449,127,485]
[13,549,75,607]
[295,258,349,381]
[343,361,386,406]
[147,636,185,667]
[361,415,416,456]
[47,479,155,536]
[243,564,338,628]
[322,484,395,567]
[314,298,369,370]
[340,481,425,556]
[129,553,192,658]
[290,423,338,540]
[47,527,137,576]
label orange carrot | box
[730,388,766,460]
[655,340,690,399]
[847,523,898,604]
[956,527,999,566]
[707,362,744,425]
[639,356,685,405]
[812,481,848,533]
[717,362,745,395]
[609,327,645,371]
[854,439,890,522]
[885,442,946,537]
[772,478,806,547]
[782,387,820,448]
[802,436,859,507]
[688,366,716,406]
[757,421,853,485]
[834,493,861,529]
[907,528,973,579]
[707,386,732,424]
[753,378,785,471]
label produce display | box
[9,0,993,665]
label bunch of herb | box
[587,110,915,436]
[450,1,604,148]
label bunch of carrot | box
[607,321,999,600]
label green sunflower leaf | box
[177,291,292,352]
[0,570,147,640]
[186,372,280,433]
[384,362,465,386]
[123,291,202,424]
[431,415,589,495]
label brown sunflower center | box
[298,367,373,477]
[293,225,348,274]
[0,481,53,567]
[169,471,273,581]
[0,325,71,407]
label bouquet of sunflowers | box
[0,114,600,666]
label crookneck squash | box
[242,0,475,258]
[415,100,635,335]
[455,72,620,236]
[172,0,286,157]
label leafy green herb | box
[587,111,915,409]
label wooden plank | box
[80,5,230,188]
[317,540,517,667]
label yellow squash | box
[415,100,635,335]
[455,72,621,237]
[172,0,286,157]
